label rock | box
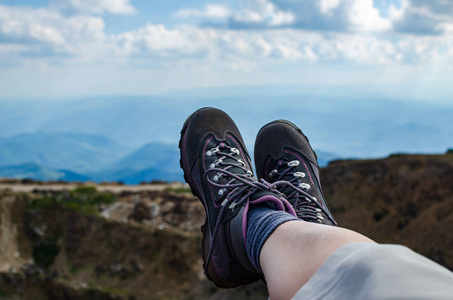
[128,201,151,223]
[20,263,44,277]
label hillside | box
[1,153,453,299]
[92,142,183,183]
[323,153,453,268]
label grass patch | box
[71,186,116,206]
[164,186,191,194]
[27,186,116,215]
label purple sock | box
[246,204,299,275]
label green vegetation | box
[447,148,453,154]
[33,236,60,269]
[70,186,116,205]
[164,186,191,194]
[27,186,116,215]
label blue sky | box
[0,0,452,103]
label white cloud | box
[112,24,210,57]
[348,0,392,32]
[0,5,107,60]
[1,2,453,100]
[174,4,231,19]
[109,22,453,69]
[390,0,453,34]
[228,0,453,35]
[232,0,295,27]
[318,0,342,15]
[51,0,137,15]
[228,0,391,32]
[0,2,451,69]
[1,1,453,79]
[172,0,453,36]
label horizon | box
[1,93,452,156]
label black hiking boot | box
[254,120,336,226]
[179,108,296,288]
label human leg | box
[180,108,453,300]
[253,118,362,298]
[260,221,374,300]
[179,108,374,291]
[292,242,453,300]
[254,119,453,300]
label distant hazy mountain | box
[0,95,451,183]
[93,167,182,184]
[0,133,130,173]
[0,134,183,183]
[1,96,451,157]
[91,142,182,183]
[0,163,90,181]
[113,142,179,171]
[0,131,337,183]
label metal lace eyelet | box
[300,183,311,190]
[294,172,306,178]
[206,147,219,157]
[288,160,300,167]
[269,169,278,178]
[210,159,223,169]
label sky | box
[0,0,452,102]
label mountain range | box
[0,133,183,183]
[0,133,128,173]
[0,94,451,183]
[0,132,338,184]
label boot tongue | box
[249,190,279,202]
[249,192,297,217]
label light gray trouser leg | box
[292,242,453,300]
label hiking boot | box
[179,108,296,288]
[254,120,336,226]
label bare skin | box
[260,221,376,300]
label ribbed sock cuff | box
[246,204,299,275]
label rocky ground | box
[1,152,453,299]
[0,182,268,300]
[324,153,453,269]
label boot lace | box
[203,142,292,273]
[268,159,337,225]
